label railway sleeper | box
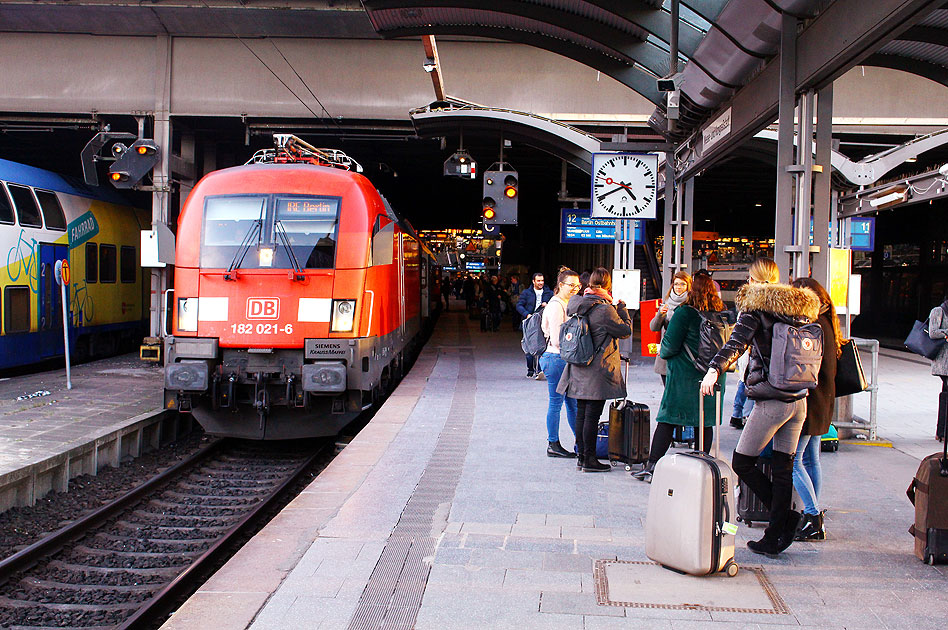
[72,545,202,561]
[19,577,155,594]
[112,520,232,538]
[172,480,275,495]
[119,512,240,527]
[0,594,140,612]
[159,490,259,506]
[45,560,177,580]
[92,533,219,552]
[141,499,243,518]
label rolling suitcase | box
[645,389,739,577]
[906,432,948,564]
[737,458,772,526]
[607,359,650,469]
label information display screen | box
[275,198,338,215]
[850,217,875,251]
[560,209,643,244]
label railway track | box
[0,439,329,629]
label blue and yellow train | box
[0,158,149,371]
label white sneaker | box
[534,372,546,381]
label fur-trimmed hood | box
[735,283,820,322]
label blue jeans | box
[792,434,822,515]
[539,352,577,443]
[732,380,755,418]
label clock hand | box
[597,177,637,201]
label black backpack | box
[683,310,733,372]
[520,305,548,357]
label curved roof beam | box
[897,25,948,46]
[579,0,705,56]
[863,53,948,88]
[364,3,677,79]
[374,23,665,104]
[409,105,603,173]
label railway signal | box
[482,168,518,225]
[108,139,160,189]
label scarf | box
[585,287,613,301]
[663,289,688,319]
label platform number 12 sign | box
[591,153,658,220]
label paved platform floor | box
[164,309,948,630]
[0,353,165,477]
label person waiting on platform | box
[556,267,632,472]
[517,273,553,379]
[927,295,948,442]
[700,258,820,556]
[539,267,582,458]
[789,277,841,542]
[508,274,523,329]
[650,271,691,385]
[633,272,726,482]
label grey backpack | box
[520,306,547,357]
[758,322,824,391]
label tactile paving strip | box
[593,559,791,615]
[347,317,474,630]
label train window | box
[86,242,98,282]
[0,184,13,224]
[4,286,30,333]
[100,244,117,283]
[272,197,339,269]
[120,246,136,283]
[8,184,42,228]
[34,190,66,231]
[201,195,267,268]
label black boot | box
[732,452,772,509]
[795,511,826,541]
[730,416,745,429]
[547,441,576,458]
[582,457,610,472]
[632,460,655,482]
[755,450,798,555]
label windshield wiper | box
[224,219,262,280]
[275,220,304,281]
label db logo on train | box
[247,297,280,320]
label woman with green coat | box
[633,273,727,482]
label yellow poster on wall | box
[828,248,851,308]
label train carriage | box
[0,158,148,370]
[164,137,434,439]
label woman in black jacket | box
[790,277,841,541]
[557,267,632,472]
[700,258,820,556]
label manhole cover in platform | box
[594,560,790,614]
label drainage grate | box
[594,560,791,615]
[348,329,474,630]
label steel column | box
[151,35,173,339]
[791,90,815,281]
[812,84,833,284]
[774,14,798,278]
[661,151,677,292]
[682,177,694,274]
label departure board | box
[560,209,643,244]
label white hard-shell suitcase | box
[645,389,739,577]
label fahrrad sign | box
[67,211,99,249]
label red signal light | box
[483,207,496,220]
[504,186,517,199]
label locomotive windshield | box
[200,194,339,269]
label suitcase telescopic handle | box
[698,384,722,459]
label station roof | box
[362,1,948,142]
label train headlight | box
[177,297,198,332]
[259,247,274,267]
[331,299,356,332]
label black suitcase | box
[937,392,948,441]
[736,458,772,526]
[608,400,650,469]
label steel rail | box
[0,439,226,585]
[116,444,328,630]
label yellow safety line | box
[839,439,894,448]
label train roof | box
[0,158,132,205]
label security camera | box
[939,163,948,177]
[657,72,684,92]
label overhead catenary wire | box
[199,1,338,128]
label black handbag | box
[835,339,868,397]
[905,318,946,360]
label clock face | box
[591,153,657,218]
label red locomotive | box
[164,135,438,439]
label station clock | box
[590,153,658,219]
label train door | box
[38,244,68,359]
[398,233,406,329]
